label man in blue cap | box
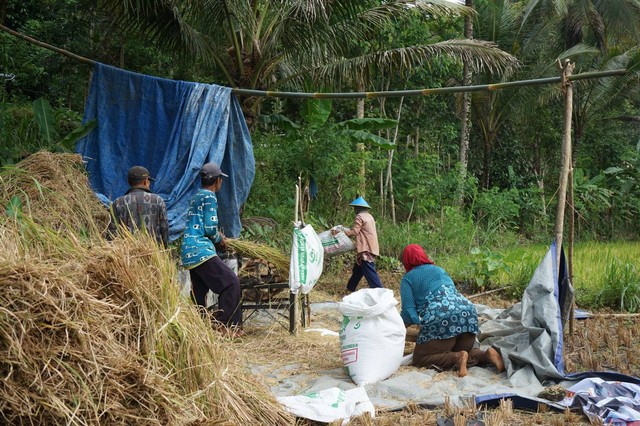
[341,196,384,292]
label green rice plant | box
[572,241,639,287]
[377,207,476,260]
[501,252,539,298]
[592,259,640,312]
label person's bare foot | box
[456,351,469,377]
[486,347,505,373]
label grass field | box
[430,241,640,312]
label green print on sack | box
[340,316,350,334]
[309,246,319,264]
[294,228,307,284]
[331,389,346,408]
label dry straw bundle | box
[226,239,290,279]
[0,151,109,236]
[0,152,294,425]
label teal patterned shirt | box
[180,189,223,269]
[400,264,479,344]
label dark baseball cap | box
[200,162,228,179]
[127,166,155,181]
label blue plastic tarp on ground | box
[77,63,254,241]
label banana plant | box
[32,97,97,152]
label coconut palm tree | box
[522,0,640,53]
[520,0,640,158]
[99,0,518,124]
[464,0,640,189]
[466,0,538,188]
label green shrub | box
[463,247,511,292]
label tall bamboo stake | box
[554,60,574,267]
[384,95,405,224]
[554,59,574,324]
[568,167,575,336]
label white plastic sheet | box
[277,386,375,424]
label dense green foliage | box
[2,0,640,310]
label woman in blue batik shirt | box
[181,162,242,334]
[400,244,504,377]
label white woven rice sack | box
[338,288,406,386]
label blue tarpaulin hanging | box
[76,63,254,241]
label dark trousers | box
[346,260,384,292]
[189,256,242,326]
[412,332,489,370]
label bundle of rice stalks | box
[226,239,290,279]
[0,151,109,237]
[0,217,294,424]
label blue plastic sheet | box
[76,63,254,241]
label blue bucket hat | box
[349,196,371,209]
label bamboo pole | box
[0,24,628,99]
[232,70,626,98]
[357,143,365,196]
[568,167,575,336]
[554,59,575,335]
[587,313,640,318]
[554,60,574,267]
[0,24,95,65]
[294,185,299,224]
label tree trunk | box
[356,80,365,119]
[0,0,7,24]
[533,136,547,231]
[384,95,405,224]
[457,0,474,205]
[481,130,495,189]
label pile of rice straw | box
[0,153,294,425]
[0,151,110,236]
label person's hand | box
[215,236,228,252]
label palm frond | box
[596,0,640,41]
[100,0,220,68]
[299,39,518,89]
[579,48,640,122]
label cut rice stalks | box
[226,238,290,280]
[0,152,294,425]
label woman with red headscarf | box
[400,244,504,377]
